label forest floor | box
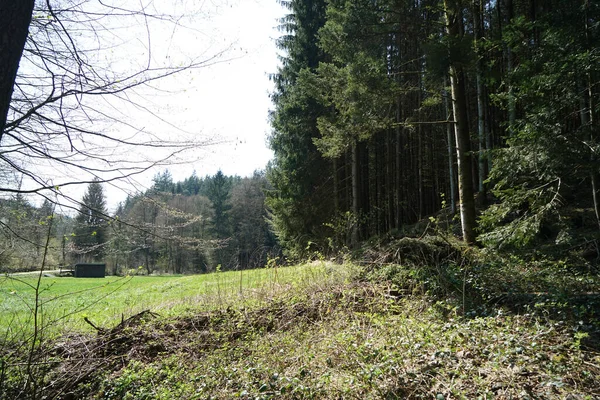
[1,237,600,399]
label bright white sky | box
[49,0,286,212]
[172,0,284,178]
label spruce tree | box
[74,180,108,261]
[479,0,600,247]
[267,0,332,258]
[207,170,232,239]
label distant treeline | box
[0,170,279,274]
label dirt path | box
[6,269,73,277]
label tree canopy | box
[267,0,600,254]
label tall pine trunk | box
[445,0,477,243]
[506,0,516,135]
[333,158,339,215]
[351,141,359,246]
[444,77,457,214]
[474,0,487,198]
[582,0,600,229]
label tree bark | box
[474,0,487,198]
[443,77,457,215]
[506,0,516,135]
[0,1,35,139]
[582,0,600,229]
[417,77,424,220]
[359,140,370,238]
[445,0,477,243]
[351,141,359,246]
[396,100,402,228]
[333,157,339,214]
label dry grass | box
[2,250,600,399]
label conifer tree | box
[74,180,108,261]
[443,0,477,243]
[267,0,332,257]
[207,170,232,240]
[479,0,600,246]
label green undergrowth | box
[359,235,600,313]
[40,281,600,399]
[3,239,600,399]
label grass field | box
[2,251,599,399]
[0,262,353,340]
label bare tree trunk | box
[582,0,600,229]
[506,0,516,135]
[445,0,477,243]
[359,141,370,238]
[418,113,424,219]
[474,0,487,198]
[396,102,402,227]
[333,158,339,214]
[579,78,599,229]
[485,93,493,173]
[444,77,457,215]
[351,141,359,246]
[477,75,486,193]
[589,80,599,231]
[386,131,394,231]
[591,170,600,231]
[0,1,35,138]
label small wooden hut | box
[74,263,106,278]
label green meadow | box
[0,262,352,339]
[2,257,599,399]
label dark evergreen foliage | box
[267,0,333,258]
[74,180,108,261]
[2,0,600,271]
[267,0,600,253]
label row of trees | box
[2,0,598,270]
[111,170,277,274]
[0,170,278,274]
[268,0,599,256]
[0,0,231,275]
[0,196,70,271]
[0,1,281,275]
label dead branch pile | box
[34,282,397,399]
